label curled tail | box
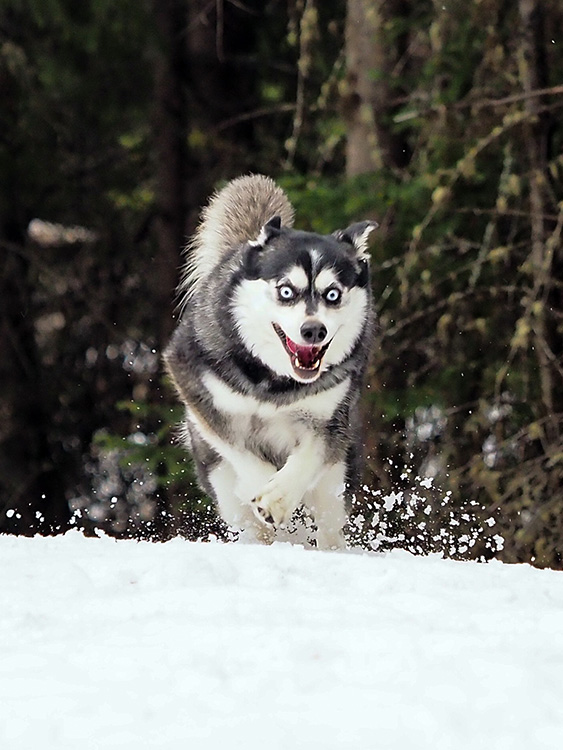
[179,174,294,307]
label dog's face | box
[231,218,377,383]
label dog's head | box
[230,217,378,383]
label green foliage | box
[94,401,190,491]
[89,396,216,539]
[280,174,382,232]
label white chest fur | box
[201,372,350,422]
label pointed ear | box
[333,220,379,259]
[248,215,282,248]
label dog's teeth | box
[293,354,322,371]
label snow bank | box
[1,533,562,749]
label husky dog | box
[164,175,377,549]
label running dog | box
[164,175,377,548]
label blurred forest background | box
[2,0,563,567]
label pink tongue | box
[286,337,320,367]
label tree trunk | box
[518,0,559,439]
[343,0,410,176]
[152,0,189,346]
[0,231,72,535]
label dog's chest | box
[202,372,349,455]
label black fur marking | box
[241,245,262,280]
[356,258,370,288]
[232,351,271,385]
[254,228,364,292]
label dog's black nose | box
[300,320,328,345]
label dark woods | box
[1,0,563,567]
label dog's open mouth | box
[273,323,330,380]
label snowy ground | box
[1,534,562,749]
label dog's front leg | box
[251,433,325,527]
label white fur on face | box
[307,264,369,369]
[283,265,308,291]
[314,266,339,291]
[232,279,298,379]
[320,286,368,367]
[231,270,368,382]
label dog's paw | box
[251,477,299,528]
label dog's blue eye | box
[324,288,341,304]
[278,285,296,301]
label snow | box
[1,533,562,749]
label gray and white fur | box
[164,174,377,549]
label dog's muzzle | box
[273,323,331,380]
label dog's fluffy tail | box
[179,174,294,307]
